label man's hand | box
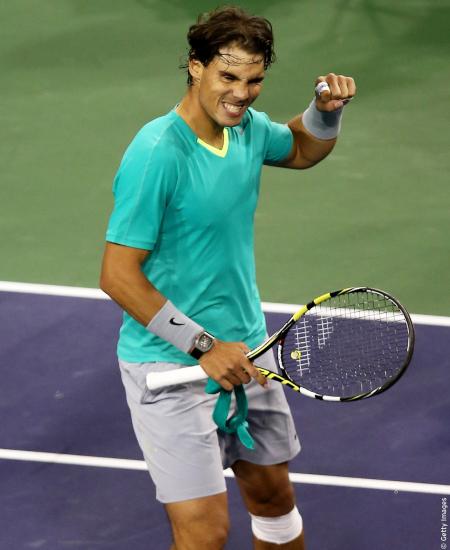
[199,340,267,391]
[315,73,356,112]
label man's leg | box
[165,492,229,550]
[232,460,305,550]
[119,361,229,548]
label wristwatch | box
[190,331,215,359]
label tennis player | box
[100,6,355,549]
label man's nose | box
[232,81,250,101]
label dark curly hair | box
[181,6,275,86]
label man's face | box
[190,44,265,128]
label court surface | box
[0,284,449,549]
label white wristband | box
[146,300,203,355]
[302,98,343,140]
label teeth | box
[223,102,243,114]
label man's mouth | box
[222,101,246,116]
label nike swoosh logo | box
[169,318,185,326]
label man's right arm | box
[100,242,165,326]
[99,242,266,390]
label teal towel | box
[205,378,255,450]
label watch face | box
[198,333,214,352]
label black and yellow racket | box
[146,287,415,402]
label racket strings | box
[280,290,410,398]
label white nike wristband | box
[146,300,204,355]
[302,98,343,140]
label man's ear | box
[189,58,203,85]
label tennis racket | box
[146,287,415,402]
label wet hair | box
[181,6,275,85]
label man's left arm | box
[277,73,356,170]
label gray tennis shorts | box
[118,349,300,503]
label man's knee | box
[250,480,296,516]
[171,520,229,550]
[233,462,296,516]
[166,493,230,550]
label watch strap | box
[190,346,205,360]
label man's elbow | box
[99,243,149,298]
[99,268,113,297]
[99,260,121,298]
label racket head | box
[277,287,415,402]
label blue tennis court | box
[1,284,449,549]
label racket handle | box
[146,365,207,390]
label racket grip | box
[146,365,207,390]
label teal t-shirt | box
[106,107,293,364]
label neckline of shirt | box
[171,108,230,158]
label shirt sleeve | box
[106,132,178,250]
[249,109,294,165]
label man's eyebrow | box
[219,70,265,82]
